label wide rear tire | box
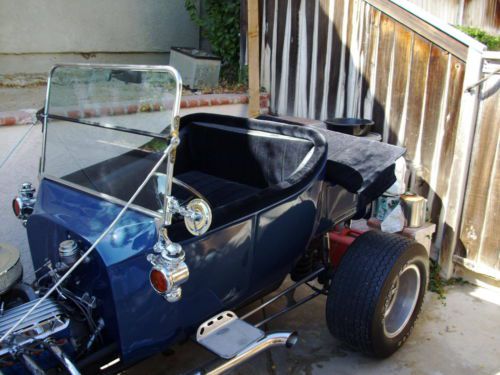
[326,231,428,358]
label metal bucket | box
[400,194,427,228]
[324,118,374,136]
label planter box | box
[170,47,221,89]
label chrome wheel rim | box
[383,264,421,338]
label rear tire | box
[326,231,428,358]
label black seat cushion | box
[174,171,260,208]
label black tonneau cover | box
[257,115,405,204]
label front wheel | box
[325,231,428,358]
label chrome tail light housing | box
[12,182,36,224]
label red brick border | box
[0,110,37,126]
[0,93,270,126]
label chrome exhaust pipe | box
[194,331,298,375]
[18,353,46,375]
[47,343,81,375]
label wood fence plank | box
[267,0,276,106]
[274,0,288,111]
[342,0,356,117]
[286,0,301,114]
[403,34,431,161]
[420,45,450,179]
[313,0,330,119]
[372,14,395,134]
[304,0,316,116]
[430,57,465,224]
[361,7,380,119]
[460,76,500,269]
[438,47,484,279]
[327,0,349,118]
[387,23,413,145]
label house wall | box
[0,0,200,75]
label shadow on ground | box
[123,280,500,375]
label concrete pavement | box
[124,282,500,375]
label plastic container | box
[170,47,221,89]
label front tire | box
[326,231,428,358]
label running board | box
[193,311,297,375]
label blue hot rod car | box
[0,64,428,374]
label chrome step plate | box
[196,311,264,359]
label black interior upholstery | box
[174,113,327,227]
[63,113,327,229]
[174,171,260,208]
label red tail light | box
[12,198,21,218]
[150,269,168,294]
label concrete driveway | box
[122,281,500,375]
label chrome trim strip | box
[194,122,310,142]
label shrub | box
[456,26,500,51]
[185,0,241,83]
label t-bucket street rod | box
[0,64,428,375]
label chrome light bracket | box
[147,195,211,303]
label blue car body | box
[27,171,323,364]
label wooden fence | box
[247,0,499,281]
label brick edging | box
[0,93,270,127]
[0,110,37,126]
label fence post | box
[247,0,261,118]
[438,46,485,278]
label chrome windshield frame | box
[39,63,183,219]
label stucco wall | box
[0,0,200,74]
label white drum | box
[0,244,22,294]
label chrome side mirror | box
[184,199,212,236]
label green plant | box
[185,0,241,83]
[456,26,500,51]
[428,259,467,303]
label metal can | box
[400,194,427,228]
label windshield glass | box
[41,64,181,215]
